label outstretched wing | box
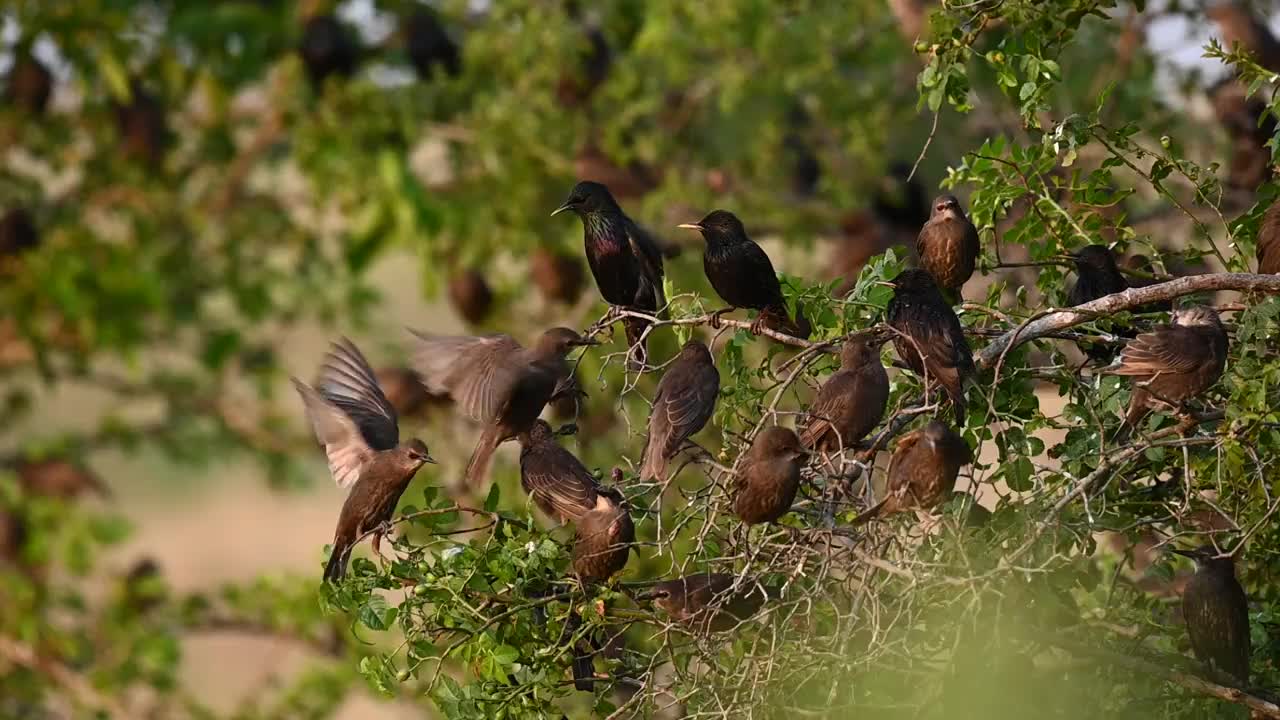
[315,338,399,451]
[410,330,524,422]
[293,377,375,490]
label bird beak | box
[550,203,573,217]
[571,336,601,347]
[676,222,702,231]
[425,455,438,465]
[1168,548,1195,559]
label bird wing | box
[521,447,599,522]
[892,300,973,374]
[292,378,375,490]
[656,362,720,455]
[1110,326,1208,376]
[738,240,787,308]
[315,338,400,451]
[625,217,667,310]
[800,370,855,448]
[886,430,922,481]
[410,330,524,422]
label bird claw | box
[749,315,766,336]
[709,308,733,330]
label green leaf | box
[484,483,501,512]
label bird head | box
[536,327,600,356]
[840,330,888,368]
[884,268,938,294]
[1072,244,1120,272]
[526,419,556,443]
[1171,545,1236,573]
[1172,305,1222,330]
[921,420,968,462]
[930,194,965,221]
[404,438,436,466]
[677,209,747,246]
[551,181,618,217]
[753,426,808,461]
[678,338,712,362]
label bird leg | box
[371,520,395,565]
[708,307,736,330]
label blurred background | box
[2,0,1278,717]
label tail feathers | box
[851,497,890,526]
[463,426,502,490]
[564,607,598,691]
[622,317,650,371]
[761,306,808,339]
[639,434,667,484]
[324,539,353,582]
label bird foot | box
[709,308,734,330]
[749,315,767,336]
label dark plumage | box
[519,419,600,523]
[1068,245,1131,362]
[651,573,770,633]
[873,162,930,234]
[404,9,460,80]
[299,14,359,88]
[412,327,596,489]
[555,26,611,109]
[553,181,666,368]
[856,420,970,522]
[1211,79,1276,191]
[530,246,586,305]
[1172,547,1251,685]
[1258,198,1280,274]
[114,82,167,167]
[732,427,806,525]
[680,210,808,338]
[1105,306,1228,429]
[375,366,448,420]
[447,269,494,326]
[16,459,110,500]
[884,269,975,425]
[639,340,720,483]
[571,490,633,582]
[800,334,890,453]
[916,195,980,296]
[0,208,39,264]
[293,339,436,581]
[6,50,52,114]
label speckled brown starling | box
[518,419,600,523]
[1258,198,1280,274]
[800,334,890,453]
[300,14,359,88]
[856,420,971,522]
[6,50,52,114]
[404,8,460,80]
[639,340,720,483]
[651,573,770,633]
[732,427,806,525]
[553,182,665,369]
[1105,306,1228,430]
[884,269,975,425]
[916,195,980,297]
[1172,546,1251,685]
[680,210,808,338]
[412,327,596,489]
[292,338,436,581]
[530,246,587,305]
[571,490,633,582]
[114,81,167,167]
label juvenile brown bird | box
[679,210,808,338]
[651,573,771,633]
[571,489,633,582]
[1105,306,1228,430]
[916,195,980,299]
[884,269,975,425]
[639,339,720,484]
[6,49,52,114]
[529,246,587,305]
[800,333,890,453]
[412,327,597,489]
[855,420,970,523]
[732,427,807,525]
[292,338,436,581]
[518,419,601,523]
[1171,546,1251,685]
[447,269,494,326]
[1258,198,1280,274]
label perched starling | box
[530,246,587,305]
[856,420,971,522]
[679,210,807,338]
[1171,546,1251,685]
[651,573,770,633]
[412,327,596,489]
[553,182,665,368]
[732,427,806,525]
[299,15,359,88]
[1120,254,1174,314]
[519,419,601,523]
[916,195,980,297]
[114,82,167,167]
[884,269,975,425]
[404,9,460,80]
[639,340,720,483]
[292,338,436,581]
[571,490,633,582]
[1068,245,1131,362]
[447,269,494,326]
[1258,198,1280,274]
[16,459,110,499]
[5,50,52,114]
[800,334,890,453]
[1105,306,1228,430]
[0,209,38,262]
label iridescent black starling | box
[530,246,586,305]
[292,338,436,581]
[412,327,596,489]
[571,490,633,582]
[639,340,720,483]
[299,15,359,88]
[114,81,167,167]
[856,420,970,522]
[1258,198,1280,274]
[519,419,601,523]
[553,181,666,368]
[447,269,494,326]
[800,334,890,453]
[1105,306,1228,430]
[404,9,460,80]
[679,210,808,338]
[884,269,975,425]
[1171,546,1251,685]
[732,427,806,525]
[1068,245,1131,362]
[6,50,52,114]
[916,195,980,297]
[651,573,770,633]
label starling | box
[651,573,770,633]
[1171,546,1251,685]
[916,195,980,298]
[0,209,38,262]
[412,326,597,489]
[404,9,460,80]
[530,246,586,305]
[856,420,971,522]
[800,334,890,453]
[1068,245,1131,362]
[639,339,720,484]
[1258,198,1280,274]
[447,269,495,326]
[732,427,807,525]
[292,338,436,581]
[553,181,666,368]
[6,50,52,114]
[16,459,110,500]
[571,490,633,582]
[518,419,601,523]
[679,210,807,338]
[884,269,975,425]
[1105,306,1228,430]
[299,14,359,88]
[114,82,167,167]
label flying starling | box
[650,573,770,633]
[916,195,980,299]
[518,419,602,523]
[292,338,436,581]
[552,181,666,368]
[1171,546,1251,685]
[732,427,807,526]
[404,8,460,80]
[800,333,890,453]
[411,326,597,489]
[856,420,971,523]
[679,210,808,338]
[530,246,587,305]
[1105,306,1228,430]
[571,489,633,582]
[299,14,359,88]
[639,339,720,484]
[447,269,494,326]
[884,269,975,425]
[1258,198,1280,274]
